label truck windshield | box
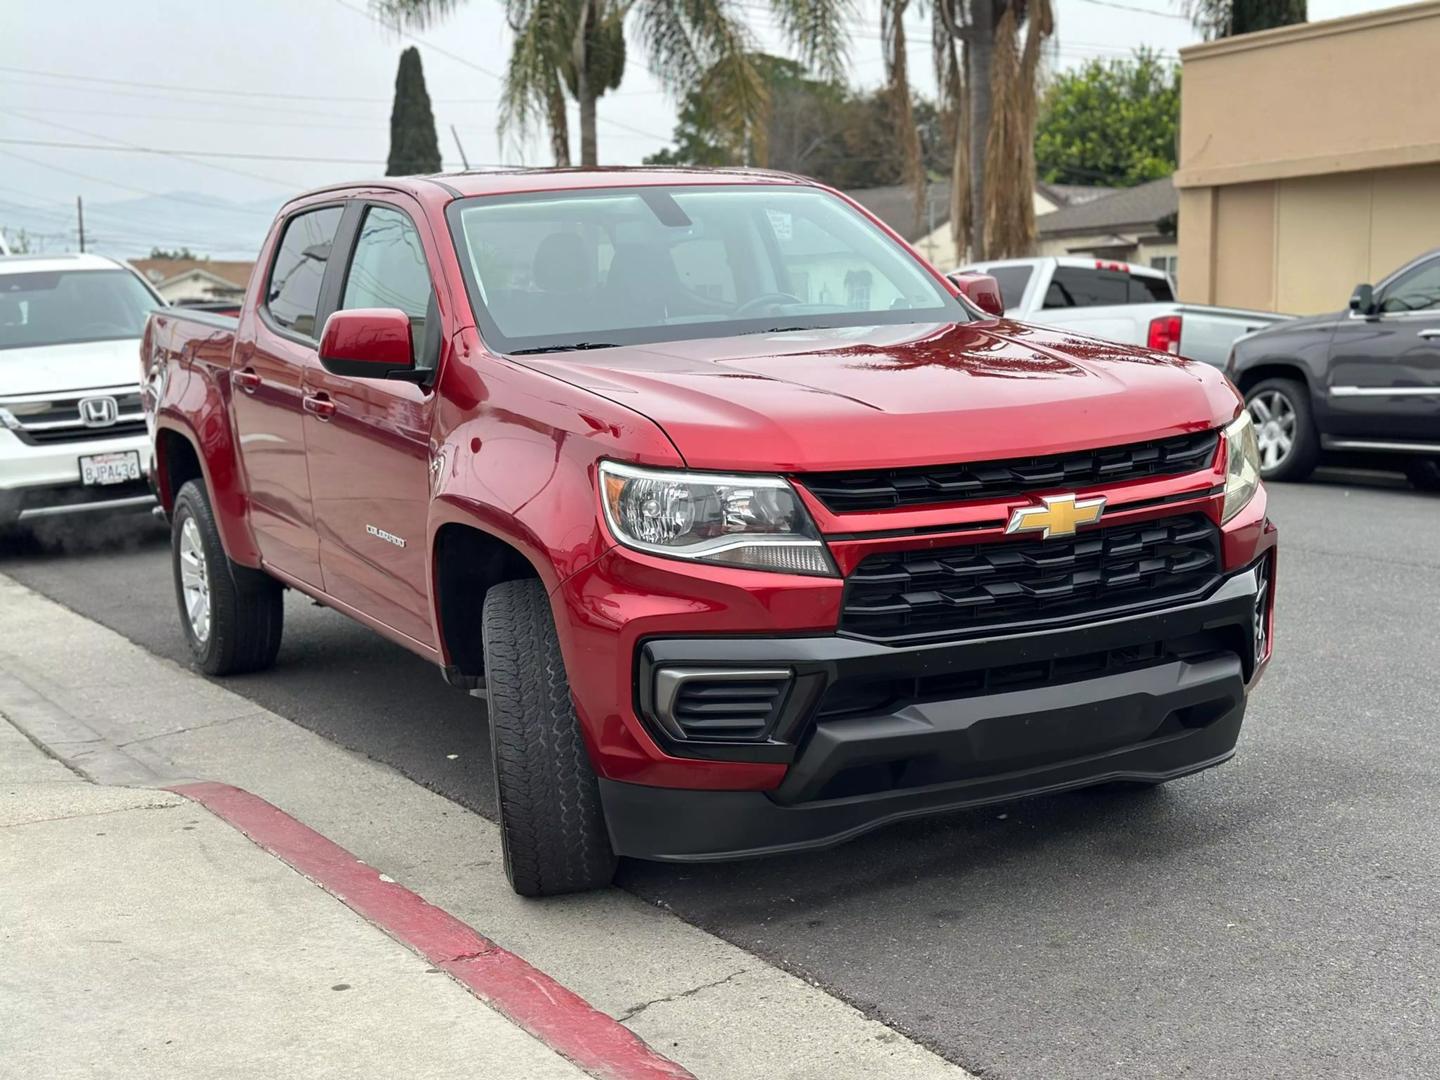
[447,184,967,354]
[0,270,158,351]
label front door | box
[1326,255,1440,442]
[303,199,441,647]
[230,204,344,585]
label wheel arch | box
[1234,361,1312,397]
[152,417,261,567]
[429,515,547,683]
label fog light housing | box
[650,667,793,742]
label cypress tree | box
[387,47,442,176]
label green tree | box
[645,55,951,190]
[387,47,443,175]
[1034,49,1179,188]
[375,0,852,168]
[149,246,202,260]
[1188,0,1305,38]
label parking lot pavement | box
[1,471,1438,1079]
[0,718,597,1080]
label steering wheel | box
[734,292,804,318]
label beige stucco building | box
[1175,1,1440,315]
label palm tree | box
[375,0,854,168]
[1187,0,1305,38]
[885,0,1053,261]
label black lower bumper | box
[602,564,1267,862]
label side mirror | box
[949,273,1005,318]
[318,308,416,379]
[1349,283,1377,317]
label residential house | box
[848,180,1135,271]
[129,258,255,304]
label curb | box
[172,781,694,1080]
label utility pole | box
[76,196,85,253]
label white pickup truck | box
[951,256,1289,368]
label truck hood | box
[0,338,143,397]
[515,320,1241,472]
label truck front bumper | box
[600,560,1270,861]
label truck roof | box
[283,166,818,209]
[0,252,129,276]
[963,255,1170,281]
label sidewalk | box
[0,717,601,1080]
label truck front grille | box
[801,431,1218,513]
[840,513,1222,643]
[0,388,145,446]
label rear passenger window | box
[266,206,343,338]
[1129,274,1173,303]
[340,206,435,365]
[1043,267,1128,308]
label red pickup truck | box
[142,169,1276,896]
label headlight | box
[1221,411,1261,523]
[598,461,837,576]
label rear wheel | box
[1406,457,1440,493]
[171,480,283,676]
[1245,378,1319,482]
[481,578,616,897]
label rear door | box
[231,203,345,585]
[1325,255,1440,441]
[303,198,443,646]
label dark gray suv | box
[1226,249,1440,491]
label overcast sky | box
[0,0,1390,226]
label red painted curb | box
[169,781,694,1080]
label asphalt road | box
[4,471,1438,1080]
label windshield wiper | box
[508,341,618,355]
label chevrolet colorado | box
[143,169,1276,897]
[2,254,161,529]
[952,256,1289,368]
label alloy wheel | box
[178,516,212,644]
[1248,390,1298,472]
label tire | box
[1245,377,1320,482]
[171,480,283,676]
[1406,457,1440,493]
[481,578,616,897]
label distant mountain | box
[0,191,281,260]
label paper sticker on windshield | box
[765,210,793,242]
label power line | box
[0,148,277,218]
[0,135,462,168]
[0,108,298,188]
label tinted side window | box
[266,206,343,337]
[1043,267,1129,308]
[987,266,1033,310]
[340,206,435,364]
[1380,258,1440,313]
[1129,274,1174,302]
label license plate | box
[79,451,141,486]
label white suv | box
[0,254,162,528]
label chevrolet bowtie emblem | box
[1005,493,1106,539]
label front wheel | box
[1407,457,1440,492]
[171,480,283,676]
[481,578,616,897]
[1245,377,1319,482]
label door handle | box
[302,391,336,421]
[1418,329,1440,340]
[232,367,261,393]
